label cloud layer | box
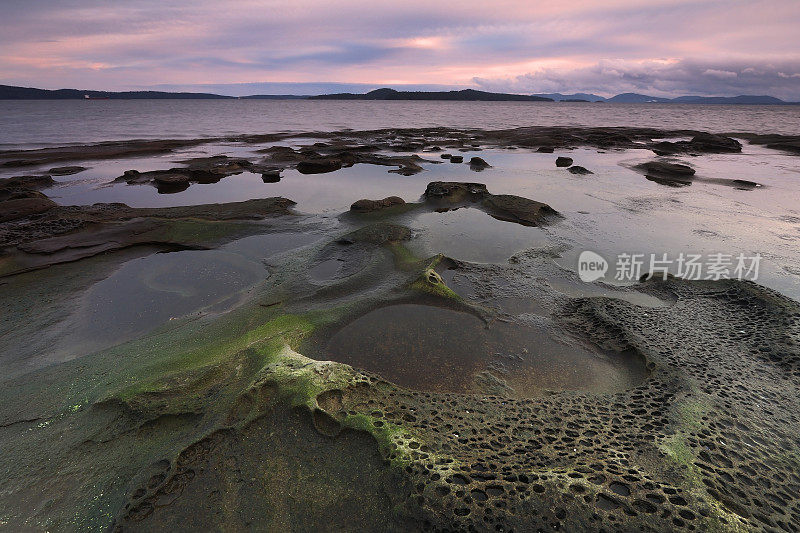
[1,0,799,98]
[474,60,800,100]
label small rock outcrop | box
[350,196,405,213]
[0,174,58,222]
[261,171,281,183]
[635,161,696,177]
[468,157,490,169]
[555,157,573,167]
[0,174,56,189]
[47,166,87,176]
[0,196,57,223]
[424,182,489,204]
[652,133,742,155]
[483,194,560,226]
[296,159,344,174]
[153,174,191,194]
[424,181,559,227]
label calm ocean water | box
[1,100,799,149]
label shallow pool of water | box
[409,207,549,264]
[315,303,647,397]
[50,249,267,361]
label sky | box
[1,0,799,98]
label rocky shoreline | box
[0,126,799,532]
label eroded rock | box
[0,174,56,189]
[469,157,490,169]
[635,161,696,177]
[424,181,559,227]
[482,194,560,226]
[424,181,489,204]
[652,133,742,155]
[350,196,405,213]
[296,159,344,174]
[0,197,297,274]
[153,174,191,194]
[0,197,57,223]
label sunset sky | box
[1,0,799,98]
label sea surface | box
[1,100,799,149]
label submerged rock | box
[342,222,412,244]
[555,156,573,167]
[645,175,692,187]
[732,179,760,189]
[350,196,405,213]
[47,166,87,176]
[567,165,593,175]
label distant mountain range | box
[532,93,606,102]
[0,84,230,100]
[0,84,797,104]
[309,88,552,101]
[602,93,791,104]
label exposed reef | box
[651,133,743,155]
[0,127,754,173]
[2,225,798,531]
[733,133,800,155]
[0,197,296,276]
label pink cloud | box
[0,0,798,97]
